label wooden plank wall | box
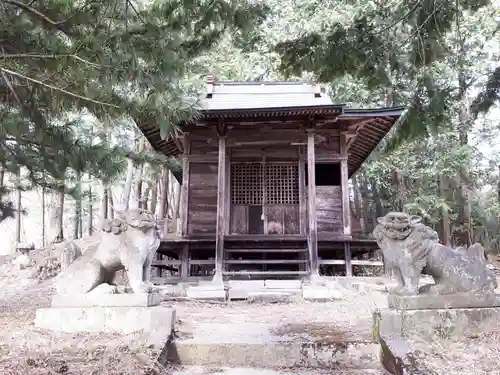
[315,186,343,234]
[187,163,218,235]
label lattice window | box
[266,164,299,205]
[231,163,263,205]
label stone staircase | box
[161,321,383,373]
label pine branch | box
[0,54,100,68]
[4,0,63,27]
[0,67,119,108]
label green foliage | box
[272,0,499,147]
[0,0,268,221]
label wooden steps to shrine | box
[223,240,309,279]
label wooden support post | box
[214,129,227,282]
[180,133,191,236]
[344,241,352,277]
[340,132,352,236]
[298,146,307,235]
[181,243,189,281]
[224,148,231,235]
[306,129,319,277]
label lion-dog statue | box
[373,212,497,296]
[55,209,161,295]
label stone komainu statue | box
[55,209,161,295]
[373,212,497,296]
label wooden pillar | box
[340,132,352,236]
[181,243,189,281]
[306,129,319,276]
[180,133,190,236]
[344,241,352,277]
[214,130,227,281]
[298,146,307,235]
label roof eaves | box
[342,106,405,117]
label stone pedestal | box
[35,293,175,335]
[186,282,227,301]
[388,292,500,310]
[51,293,162,308]
[375,293,500,340]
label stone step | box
[172,366,386,375]
[163,323,379,370]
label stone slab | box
[228,280,265,289]
[247,291,299,303]
[35,306,175,335]
[172,367,383,375]
[388,292,500,310]
[186,286,226,301]
[375,306,500,340]
[302,285,342,301]
[264,279,302,289]
[167,321,378,370]
[51,293,162,308]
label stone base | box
[35,306,175,335]
[51,293,162,308]
[375,306,500,339]
[186,284,227,301]
[388,292,500,310]
[302,285,342,301]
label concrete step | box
[172,366,386,375]
[164,323,379,370]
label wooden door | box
[230,163,264,234]
[264,163,300,235]
[229,162,300,235]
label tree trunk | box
[0,167,4,191]
[108,189,114,219]
[88,177,93,236]
[174,179,181,220]
[134,137,146,208]
[351,173,365,233]
[74,171,82,239]
[41,186,46,247]
[359,172,373,232]
[150,180,158,215]
[15,168,21,243]
[439,174,452,247]
[122,159,134,210]
[49,189,65,244]
[143,186,151,211]
[101,186,108,222]
[158,168,169,218]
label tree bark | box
[351,173,365,233]
[158,168,169,219]
[41,186,46,247]
[88,177,93,236]
[108,189,114,219]
[439,174,452,247]
[143,186,151,211]
[74,171,82,239]
[134,137,146,208]
[49,188,65,244]
[101,186,108,221]
[122,159,134,210]
[150,180,158,215]
[15,167,21,243]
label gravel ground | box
[2,255,500,375]
[409,329,500,375]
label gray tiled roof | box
[203,81,335,111]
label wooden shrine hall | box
[139,77,404,283]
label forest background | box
[1,0,500,254]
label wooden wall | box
[187,163,218,235]
[184,125,348,237]
[315,186,343,234]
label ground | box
[1,255,499,374]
